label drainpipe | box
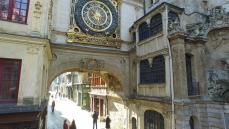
[168,37,175,129]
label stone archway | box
[48,44,130,98]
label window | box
[140,55,165,84]
[186,54,193,95]
[150,14,162,36]
[89,73,105,87]
[140,59,152,84]
[0,58,21,103]
[0,0,30,23]
[132,117,137,129]
[144,110,164,129]
[139,22,149,41]
[189,116,194,129]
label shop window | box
[139,22,149,41]
[140,55,165,84]
[0,58,21,103]
[144,110,164,129]
[150,14,162,36]
[0,0,30,23]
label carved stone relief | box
[207,69,229,101]
[168,11,183,34]
[185,6,229,38]
[79,58,105,71]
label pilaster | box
[168,32,188,99]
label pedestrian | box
[70,119,77,129]
[92,111,98,129]
[63,119,69,129]
[105,115,111,129]
[51,100,55,112]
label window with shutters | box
[0,58,21,103]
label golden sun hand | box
[94,11,101,21]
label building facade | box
[0,0,228,129]
[0,0,51,128]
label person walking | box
[92,111,98,129]
[51,100,55,112]
[63,119,69,129]
[70,119,77,129]
[105,115,111,129]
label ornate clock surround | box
[67,0,121,48]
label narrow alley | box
[47,98,105,129]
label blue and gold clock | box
[75,0,118,35]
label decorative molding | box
[27,45,40,54]
[67,28,121,48]
[33,1,43,19]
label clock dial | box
[75,0,118,35]
[82,1,112,32]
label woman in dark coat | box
[105,115,111,129]
[63,119,69,129]
[70,120,77,129]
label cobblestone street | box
[47,98,105,129]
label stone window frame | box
[0,0,30,24]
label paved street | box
[47,98,105,129]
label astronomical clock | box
[67,0,120,48]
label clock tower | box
[67,0,120,48]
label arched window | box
[151,55,165,83]
[140,55,165,84]
[132,117,137,129]
[140,59,152,84]
[144,110,164,129]
[190,116,194,129]
[139,22,149,41]
[189,116,199,129]
[150,14,162,36]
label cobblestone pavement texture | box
[47,98,105,129]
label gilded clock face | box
[82,1,112,32]
[75,0,118,35]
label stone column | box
[168,33,188,99]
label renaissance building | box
[0,0,228,129]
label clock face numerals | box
[82,1,113,32]
[75,0,118,35]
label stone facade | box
[0,0,228,129]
